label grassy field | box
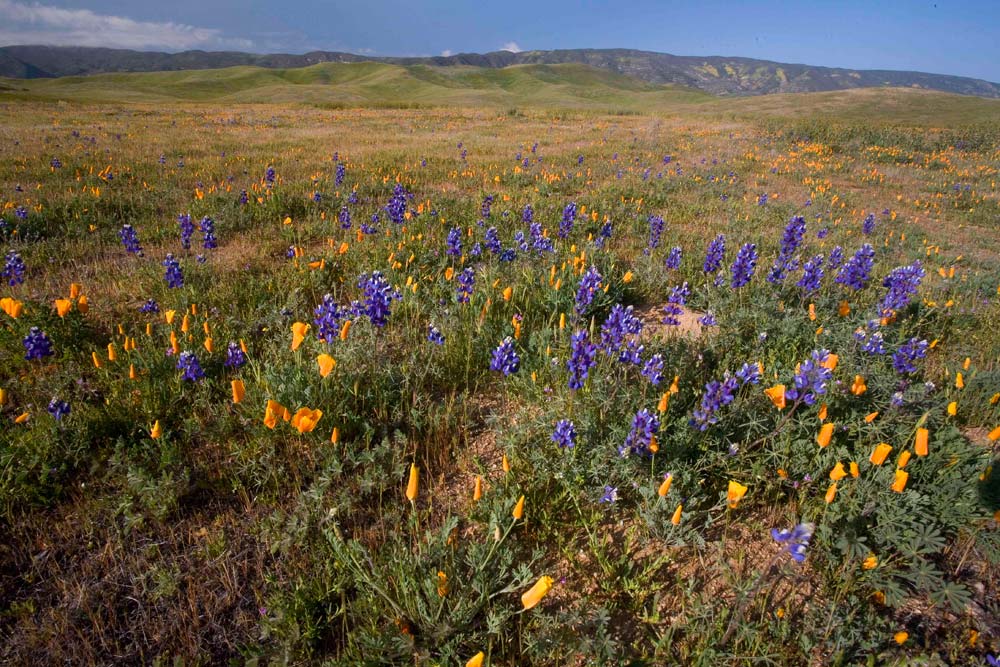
[1,82,999,666]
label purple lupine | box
[47,397,70,421]
[238,189,249,205]
[177,350,205,382]
[567,330,598,390]
[691,375,740,430]
[481,195,494,219]
[522,205,534,224]
[703,234,726,274]
[600,304,643,355]
[735,362,761,386]
[2,250,26,286]
[338,206,352,229]
[119,224,143,255]
[575,266,603,316]
[357,271,401,328]
[836,244,876,290]
[881,261,925,314]
[559,202,577,239]
[620,409,660,457]
[163,254,183,288]
[484,227,502,255]
[664,246,682,270]
[771,523,814,563]
[552,419,576,449]
[860,330,886,355]
[698,312,717,327]
[427,325,445,345]
[224,341,247,368]
[490,337,520,376]
[456,267,475,303]
[140,298,160,314]
[385,183,409,224]
[199,216,217,250]
[335,162,346,186]
[730,242,758,288]
[768,216,806,283]
[530,223,554,254]
[797,254,825,294]
[662,282,691,326]
[647,214,665,253]
[892,338,929,374]
[23,327,53,360]
[827,245,844,271]
[861,213,876,236]
[264,166,276,185]
[446,227,462,256]
[178,213,195,249]
[641,354,665,386]
[785,349,834,406]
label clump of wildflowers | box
[786,349,834,405]
[836,244,876,290]
[575,266,603,316]
[140,298,160,314]
[224,341,247,368]
[427,325,445,345]
[2,250,26,286]
[893,337,929,374]
[567,330,598,390]
[163,254,183,288]
[662,282,690,326]
[559,202,577,238]
[357,271,401,328]
[703,234,726,274]
[456,267,475,303]
[552,419,576,449]
[178,213,194,249]
[797,254,825,294]
[600,304,643,355]
[771,523,814,563]
[177,351,204,382]
[620,408,660,457]
[385,183,409,224]
[199,216,217,250]
[47,397,70,421]
[665,246,682,270]
[768,216,806,283]
[446,227,462,256]
[490,337,520,376]
[861,213,876,235]
[23,327,53,360]
[647,214,665,252]
[881,261,925,314]
[730,242,757,288]
[119,224,143,255]
[338,206,351,229]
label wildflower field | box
[1,94,1000,665]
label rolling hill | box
[1,45,998,99]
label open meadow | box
[1,76,1000,665]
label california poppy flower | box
[466,652,484,667]
[870,443,892,466]
[825,482,838,503]
[54,298,72,317]
[151,420,162,439]
[764,384,786,410]
[291,322,309,351]
[829,462,847,481]
[817,422,835,448]
[317,353,336,378]
[405,463,419,501]
[473,475,483,502]
[231,379,245,404]
[914,427,929,457]
[727,480,748,508]
[671,504,683,525]
[521,576,553,610]
[850,375,866,395]
[512,495,525,519]
[891,469,909,493]
[657,473,673,497]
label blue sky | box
[1,0,998,81]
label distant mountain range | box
[2,45,998,99]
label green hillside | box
[0,61,712,109]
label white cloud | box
[440,49,453,57]
[0,0,253,51]
[500,41,521,53]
